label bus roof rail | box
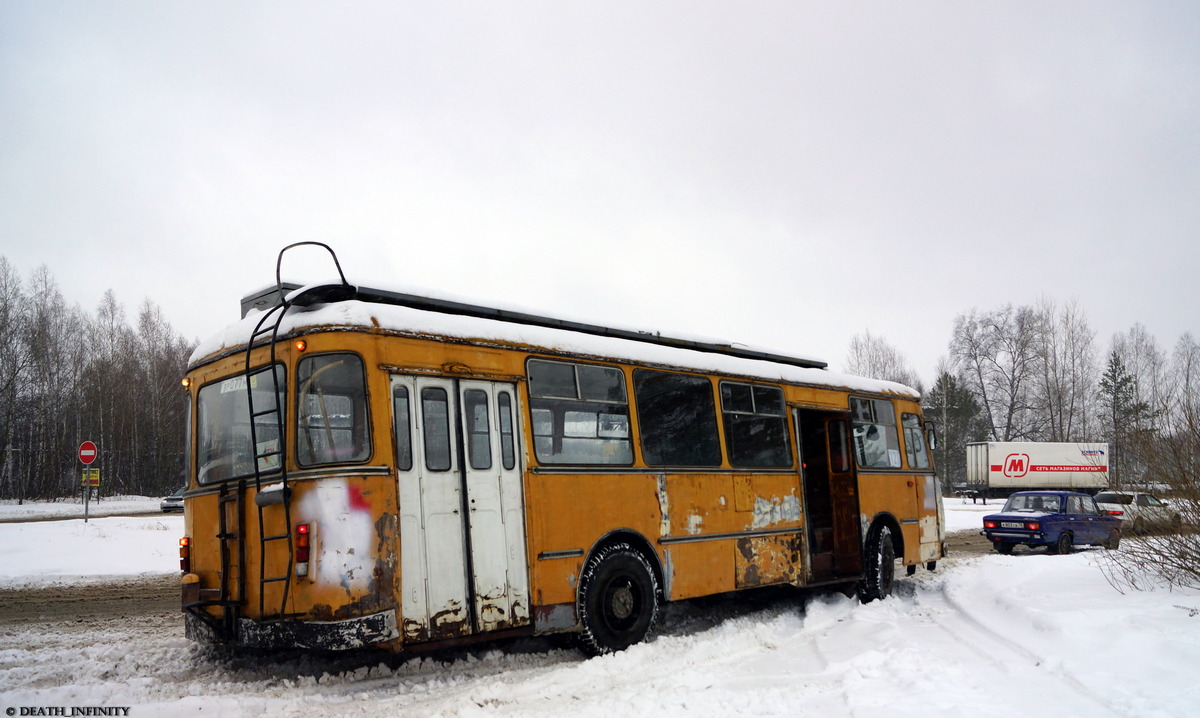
[350,285,829,371]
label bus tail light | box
[179,537,191,573]
[295,524,310,578]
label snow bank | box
[0,515,183,586]
[0,495,164,522]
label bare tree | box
[1103,333,1200,591]
[0,259,195,500]
[950,305,1044,441]
[845,329,923,392]
[1106,325,1168,486]
[1033,297,1098,442]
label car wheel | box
[858,525,896,603]
[994,542,1014,555]
[1103,529,1121,550]
[577,543,659,656]
[1050,532,1073,555]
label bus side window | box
[464,389,492,470]
[849,397,902,469]
[633,369,721,467]
[528,359,632,465]
[498,391,516,470]
[720,382,791,468]
[393,385,413,471]
[902,413,931,470]
[421,387,452,472]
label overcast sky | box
[2,1,1197,383]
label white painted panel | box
[461,381,531,632]
[393,375,470,641]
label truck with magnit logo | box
[965,442,1109,499]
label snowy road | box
[1,500,1198,717]
[3,528,1197,717]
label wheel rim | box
[602,576,641,631]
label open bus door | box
[795,408,863,583]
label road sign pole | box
[79,441,98,523]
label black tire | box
[1104,529,1121,550]
[1050,532,1073,555]
[994,542,1015,555]
[577,543,659,656]
[858,525,896,603]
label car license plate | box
[1001,522,1024,529]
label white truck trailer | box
[965,442,1109,498]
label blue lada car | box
[982,491,1122,554]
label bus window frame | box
[527,357,634,467]
[719,380,793,469]
[901,412,932,470]
[633,368,722,468]
[295,351,373,468]
[849,396,903,470]
[195,362,287,486]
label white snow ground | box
[1,497,1198,717]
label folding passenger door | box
[458,380,531,633]
[390,375,530,644]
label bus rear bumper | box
[184,608,400,651]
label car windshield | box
[1003,494,1061,512]
[1094,492,1132,505]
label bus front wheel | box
[858,525,895,603]
[577,543,659,656]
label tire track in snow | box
[913,567,1124,717]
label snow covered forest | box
[1,256,1197,509]
[0,257,195,501]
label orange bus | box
[180,244,944,654]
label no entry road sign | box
[79,441,98,465]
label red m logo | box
[1003,453,1030,478]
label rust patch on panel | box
[430,601,470,640]
[735,534,802,588]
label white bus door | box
[390,376,530,643]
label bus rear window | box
[196,364,286,485]
[297,353,371,466]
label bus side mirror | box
[925,422,938,451]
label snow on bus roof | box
[191,286,918,398]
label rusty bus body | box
[180,260,944,655]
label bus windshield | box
[196,364,286,484]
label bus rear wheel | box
[858,525,895,603]
[578,543,659,656]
